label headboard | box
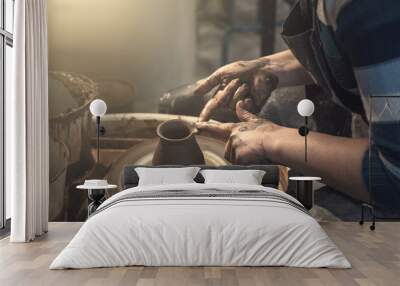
[123,165,280,189]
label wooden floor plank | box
[0,222,399,286]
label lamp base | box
[87,189,106,216]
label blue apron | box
[281,0,365,118]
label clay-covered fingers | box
[223,135,251,164]
[195,121,236,142]
[235,100,263,123]
[224,136,234,162]
[215,79,241,106]
[224,131,267,164]
[224,136,241,163]
[243,98,257,114]
[251,72,267,107]
[194,71,222,97]
[199,79,241,122]
[229,83,249,110]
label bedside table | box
[76,184,117,217]
[289,176,321,210]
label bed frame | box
[123,165,280,189]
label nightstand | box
[77,183,117,217]
[289,176,321,210]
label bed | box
[50,165,350,269]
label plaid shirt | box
[317,0,400,208]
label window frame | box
[0,0,14,230]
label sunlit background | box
[46,0,370,222]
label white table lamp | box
[90,99,107,162]
[297,99,314,162]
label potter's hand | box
[196,100,280,164]
[195,59,279,122]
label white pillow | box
[200,169,266,185]
[135,167,200,186]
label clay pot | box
[152,119,205,165]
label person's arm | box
[266,127,369,202]
[196,101,370,202]
[257,50,314,88]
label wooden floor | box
[0,222,399,286]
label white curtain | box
[8,0,49,242]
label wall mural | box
[48,0,375,222]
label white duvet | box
[50,183,350,269]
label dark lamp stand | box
[95,116,106,163]
[298,116,310,162]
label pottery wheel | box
[106,135,228,192]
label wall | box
[47,1,362,222]
[48,0,197,112]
